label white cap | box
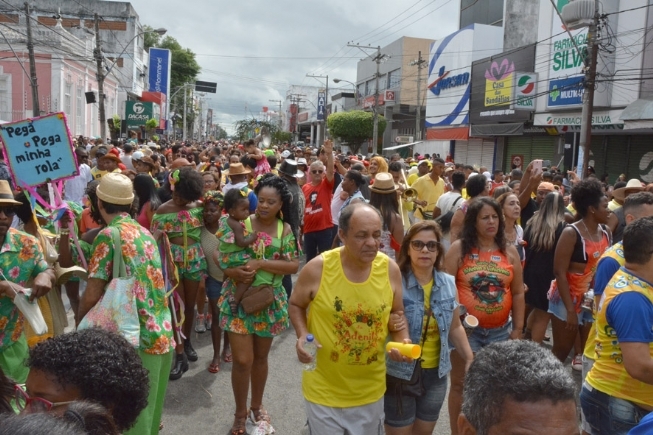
[132,151,144,161]
[281,150,291,158]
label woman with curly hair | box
[549,178,611,365]
[216,174,300,434]
[444,197,524,435]
[25,328,148,433]
[199,190,231,373]
[151,167,206,379]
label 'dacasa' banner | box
[0,112,78,188]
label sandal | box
[249,406,271,424]
[223,350,233,363]
[230,413,247,435]
[208,362,220,373]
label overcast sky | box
[131,0,460,134]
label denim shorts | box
[467,320,512,353]
[580,382,650,434]
[548,297,593,325]
[205,276,223,300]
[384,369,448,427]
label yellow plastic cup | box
[386,342,421,359]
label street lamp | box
[95,23,167,141]
[333,78,358,101]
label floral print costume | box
[216,215,254,267]
[151,207,206,282]
[218,218,299,337]
[88,213,174,355]
[0,228,49,382]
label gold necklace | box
[581,220,600,244]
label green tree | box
[234,119,278,142]
[327,110,386,155]
[273,131,292,144]
[143,25,161,50]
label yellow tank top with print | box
[583,242,625,359]
[586,269,653,408]
[303,248,394,407]
[420,279,441,369]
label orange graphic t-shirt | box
[456,248,514,329]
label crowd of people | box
[0,132,651,435]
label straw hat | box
[613,178,644,202]
[227,162,251,176]
[0,180,21,205]
[370,173,399,194]
[96,173,135,205]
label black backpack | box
[435,195,462,233]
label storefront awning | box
[426,126,469,140]
[383,141,423,151]
[470,123,524,137]
[620,99,653,130]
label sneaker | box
[195,314,206,333]
[571,354,583,371]
[205,313,212,330]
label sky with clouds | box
[132,0,460,133]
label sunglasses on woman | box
[311,170,324,174]
[14,384,75,413]
[410,240,440,252]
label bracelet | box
[59,230,70,236]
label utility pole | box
[306,74,329,143]
[348,44,387,153]
[24,3,40,116]
[410,51,427,141]
[269,99,282,129]
[288,93,305,143]
[183,86,188,142]
[93,13,107,141]
[578,1,599,179]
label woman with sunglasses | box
[385,221,473,435]
[444,197,525,435]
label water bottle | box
[302,334,317,371]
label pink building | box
[0,16,118,138]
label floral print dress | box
[218,218,299,337]
[151,207,207,281]
[88,213,174,355]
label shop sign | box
[484,59,514,107]
[125,101,160,129]
[533,109,624,127]
[547,76,584,108]
[514,73,537,110]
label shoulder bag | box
[385,310,431,398]
[435,195,462,233]
[78,228,140,348]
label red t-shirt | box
[302,177,334,233]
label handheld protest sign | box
[0,112,78,188]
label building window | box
[357,83,364,98]
[378,75,386,91]
[365,79,375,96]
[387,69,401,89]
[76,86,83,135]
[64,83,72,117]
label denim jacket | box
[386,269,458,380]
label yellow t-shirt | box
[407,172,419,186]
[412,175,445,219]
[303,249,393,407]
[586,269,653,407]
[608,199,621,211]
[420,279,441,369]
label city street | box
[160,313,581,435]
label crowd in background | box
[0,132,651,435]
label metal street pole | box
[373,46,381,153]
[411,51,427,141]
[269,99,282,129]
[578,0,599,179]
[24,3,40,117]
[93,14,106,140]
[183,86,188,142]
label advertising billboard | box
[469,44,536,124]
[425,24,503,128]
[148,48,171,95]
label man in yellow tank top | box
[290,203,410,435]
[580,217,653,434]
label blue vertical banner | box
[148,48,172,95]
[317,91,326,121]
